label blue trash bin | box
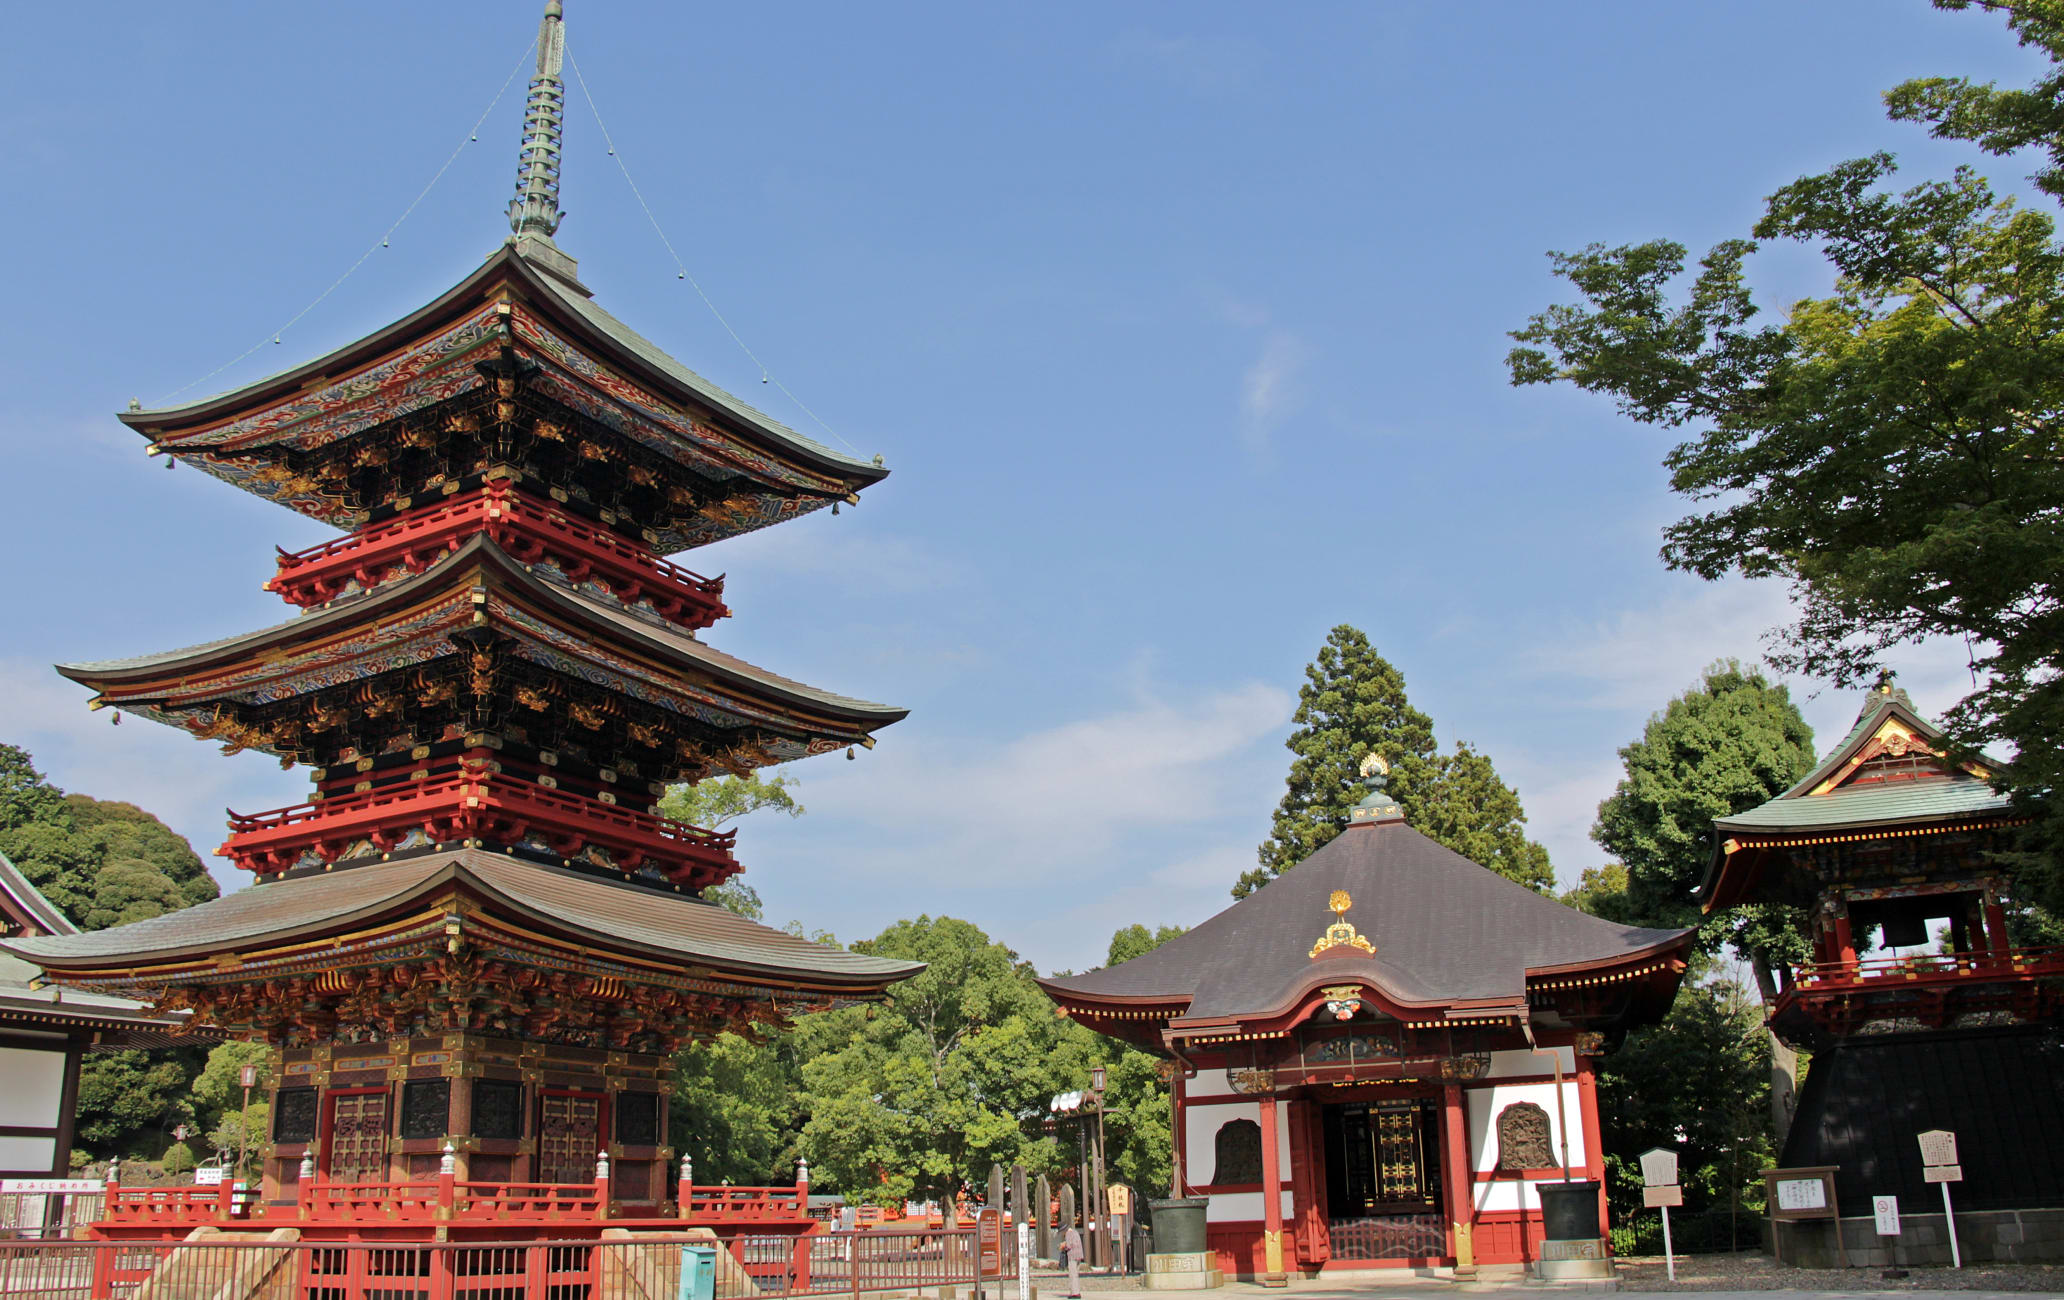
[679,1243,717,1300]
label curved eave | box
[1524,928,1696,979]
[121,243,888,491]
[59,535,906,739]
[1697,805,2026,914]
[3,852,920,995]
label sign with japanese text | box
[1638,1148,1679,1187]
[1873,1196,1900,1236]
[1918,1130,1958,1168]
[1924,1165,1964,1184]
[1642,1185,1683,1208]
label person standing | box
[1061,1219,1083,1298]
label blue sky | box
[0,3,2042,973]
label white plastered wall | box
[0,1049,65,1130]
[1184,1098,1294,1223]
[1468,1047,1585,1214]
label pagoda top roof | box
[3,849,921,991]
[1040,819,1688,1029]
[1698,681,2017,911]
[124,240,883,487]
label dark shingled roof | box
[2,850,921,989]
[1042,821,1687,1022]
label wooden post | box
[437,1141,457,1221]
[678,1152,693,1220]
[1034,1173,1052,1259]
[1576,1060,1608,1251]
[1258,1092,1286,1286]
[1441,1084,1475,1275]
[594,1149,610,1221]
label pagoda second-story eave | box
[60,533,905,764]
[120,243,888,552]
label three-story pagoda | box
[6,0,919,1231]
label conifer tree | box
[1239,628,1553,896]
[1237,627,1435,898]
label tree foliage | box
[793,916,1089,1206]
[1508,1,2064,910]
[0,746,216,929]
[1106,924,1187,967]
[73,1050,198,1154]
[1594,976,1774,1233]
[1590,664,1818,963]
[1240,627,1551,897]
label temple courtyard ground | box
[1031,1253,2064,1296]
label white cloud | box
[697,523,968,596]
[742,677,1293,972]
[1239,330,1306,457]
[1509,577,1987,884]
[1110,33,1259,96]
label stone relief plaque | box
[1496,1101,1553,1171]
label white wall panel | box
[1203,1190,1294,1223]
[0,1137,56,1173]
[1468,1080,1585,1171]
[0,1049,65,1129]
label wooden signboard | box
[1638,1148,1679,1188]
[1642,1186,1683,1208]
[1107,1184,1132,1217]
[1918,1130,1958,1168]
[1763,1166,1845,1267]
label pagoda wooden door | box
[325,1089,391,1183]
[537,1091,605,1186]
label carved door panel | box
[537,1091,604,1185]
[326,1091,391,1183]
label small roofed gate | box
[326,1091,390,1183]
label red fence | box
[0,1228,981,1300]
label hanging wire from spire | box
[508,0,567,239]
[564,48,866,459]
[153,37,538,406]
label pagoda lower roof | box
[60,533,904,760]
[2,849,920,994]
[1039,820,1690,1028]
[120,240,887,551]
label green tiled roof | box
[1716,779,2011,834]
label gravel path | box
[1614,1250,2064,1292]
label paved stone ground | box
[1025,1253,2064,1297]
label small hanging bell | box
[846,747,855,761]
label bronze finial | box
[508,1,567,239]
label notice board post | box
[1763,1166,1845,1268]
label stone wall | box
[1772,1207,2064,1268]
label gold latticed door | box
[326,1092,390,1183]
[1374,1104,1430,1205]
[538,1092,603,1185]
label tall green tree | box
[1240,627,1552,897]
[1240,627,1438,898]
[794,916,1088,1206]
[1413,742,1555,893]
[658,770,803,919]
[1507,0,2064,911]
[1591,665,1818,959]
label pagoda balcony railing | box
[1788,945,2064,989]
[268,482,728,629]
[1771,945,2064,1036]
[221,769,738,888]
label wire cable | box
[565,47,865,458]
[153,37,539,406]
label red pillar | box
[1576,1058,1608,1252]
[1258,1093,1286,1286]
[1984,895,2013,955]
[1832,910,1857,967]
[1442,1085,1475,1271]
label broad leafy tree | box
[1591,664,1817,963]
[1105,924,1187,967]
[659,771,803,920]
[794,916,1088,1206]
[1241,627,1552,897]
[1508,0,2064,911]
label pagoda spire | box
[507,0,567,240]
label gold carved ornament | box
[1309,889,1376,959]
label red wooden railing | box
[268,482,729,630]
[1790,945,2064,986]
[219,769,737,886]
[0,1230,980,1300]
